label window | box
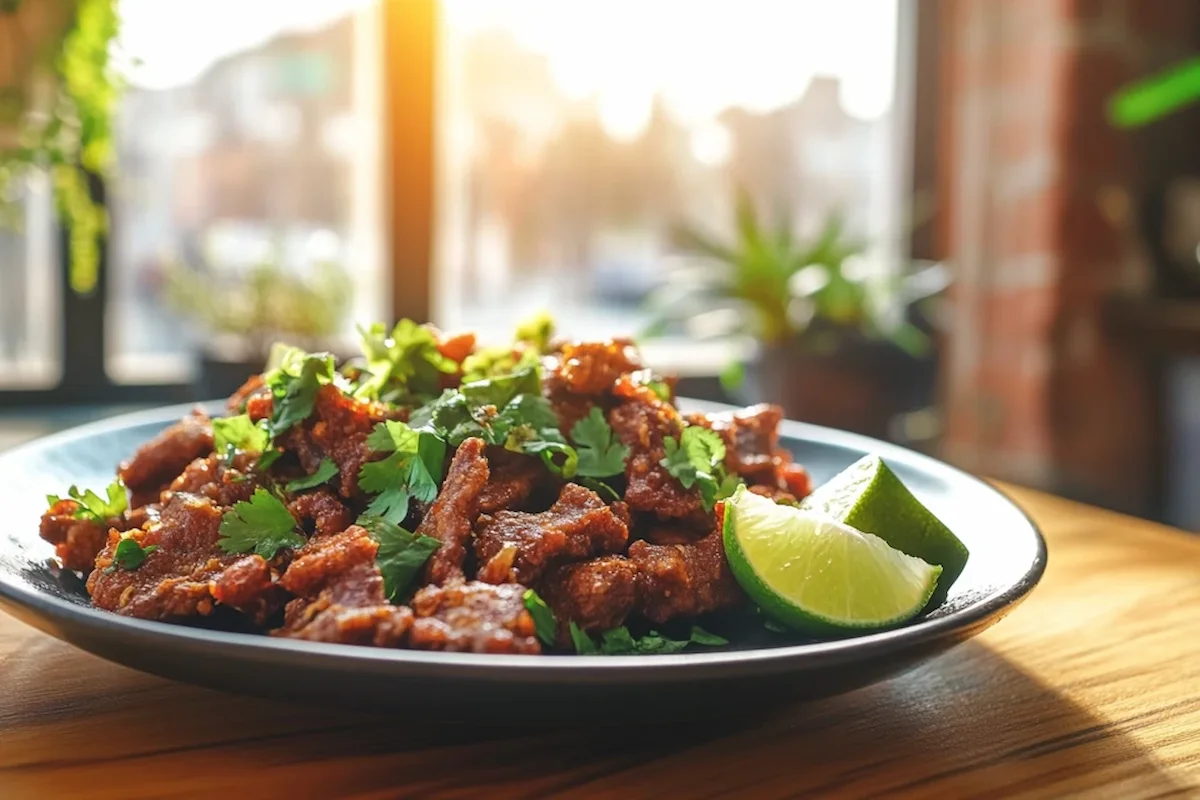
[0,172,61,389]
[107,0,387,383]
[434,0,906,356]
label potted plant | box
[646,190,946,439]
[0,0,119,296]
[164,255,353,399]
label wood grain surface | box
[1,485,1198,799]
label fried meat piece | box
[88,493,278,621]
[309,385,395,499]
[539,556,638,644]
[118,411,214,496]
[637,524,709,546]
[474,483,630,584]
[162,452,260,508]
[288,489,354,539]
[39,500,114,571]
[478,448,554,514]
[609,380,703,521]
[553,339,642,396]
[274,525,413,647]
[417,437,489,585]
[226,373,268,414]
[409,581,540,654]
[628,530,744,624]
[686,404,812,500]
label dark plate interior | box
[0,400,1045,723]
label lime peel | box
[723,487,941,635]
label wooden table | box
[2,486,1198,798]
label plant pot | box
[738,337,913,440]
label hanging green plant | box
[0,0,120,296]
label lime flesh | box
[799,455,968,606]
[723,487,942,635]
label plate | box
[0,400,1046,723]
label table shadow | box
[0,636,1185,798]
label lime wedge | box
[723,487,942,634]
[799,455,968,606]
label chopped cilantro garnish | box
[461,345,539,384]
[572,625,729,655]
[284,458,339,493]
[47,479,128,522]
[218,488,304,559]
[111,537,158,571]
[353,320,458,403]
[411,366,578,477]
[265,351,335,439]
[358,420,446,525]
[212,414,269,456]
[358,514,442,602]
[569,621,599,654]
[570,407,629,478]
[661,425,740,511]
[523,588,558,646]
[513,310,555,351]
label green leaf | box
[359,514,442,602]
[111,538,158,571]
[523,589,558,646]
[681,426,726,473]
[570,407,629,478]
[459,365,542,411]
[359,422,444,524]
[266,352,335,438]
[569,621,599,655]
[590,625,730,655]
[49,479,128,522]
[284,458,339,493]
[218,488,304,559]
[661,435,699,489]
[353,319,458,402]
[213,414,269,455]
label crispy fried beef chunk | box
[686,404,813,500]
[309,385,394,499]
[162,452,260,508]
[609,379,704,522]
[553,339,642,396]
[227,374,268,414]
[636,524,709,547]
[478,448,554,514]
[409,581,540,654]
[118,411,214,497]
[418,438,489,585]
[274,525,413,646]
[39,500,114,571]
[288,489,354,539]
[474,483,630,584]
[628,530,744,624]
[539,556,638,643]
[88,493,274,620]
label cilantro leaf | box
[111,537,158,571]
[588,625,730,655]
[358,514,442,601]
[523,589,558,646]
[358,422,445,524]
[353,320,458,403]
[284,458,339,493]
[266,351,335,438]
[212,414,269,456]
[218,488,304,559]
[48,479,128,522]
[570,407,629,478]
[661,426,738,512]
[459,366,542,411]
[570,621,599,654]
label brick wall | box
[938,0,1200,513]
